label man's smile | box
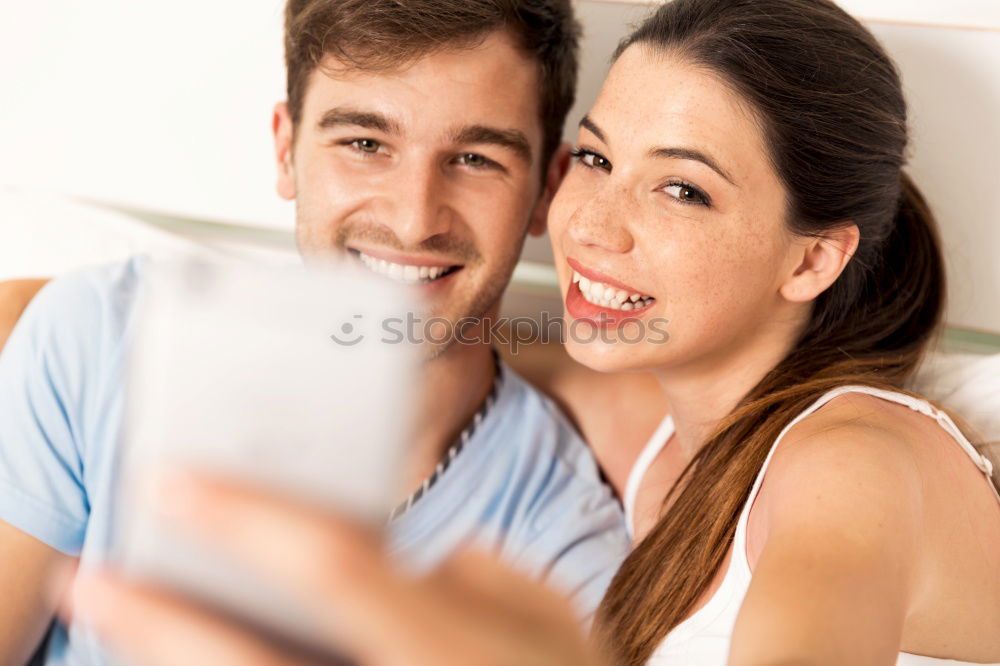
[348,248,464,285]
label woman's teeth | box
[358,252,455,284]
[572,271,655,311]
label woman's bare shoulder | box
[769,390,959,477]
[760,391,938,503]
[749,390,996,564]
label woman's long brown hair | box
[594,1,947,663]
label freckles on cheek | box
[664,227,774,320]
[711,213,781,276]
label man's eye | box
[352,139,381,154]
[458,153,491,168]
[664,182,710,207]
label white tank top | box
[623,385,1000,666]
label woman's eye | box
[573,149,612,172]
[352,139,381,154]
[664,183,710,206]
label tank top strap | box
[733,385,999,574]
[624,414,675,538]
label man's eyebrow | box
[649,146,736,185]
[451,125,532,163]
[316,107,401,134]
[579,114,606,143]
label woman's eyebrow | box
[579,114,606,143]
[581,114,736,186]
[648,146,736,185]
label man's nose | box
[384,162,453,247]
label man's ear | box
[273,102,297,201]
[779,223,861,303]
[528,142,573,237]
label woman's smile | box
[564,257,657,328]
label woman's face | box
[549,46,809,375]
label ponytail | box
[889,173,947,351]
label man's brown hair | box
[284,0,580,167]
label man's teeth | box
[358,252,453,284]
[572,271,654,311]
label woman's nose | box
[565,189,635,254]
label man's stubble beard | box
[294,207,529,362]
[420,244,522,361]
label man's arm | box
[0,279,49,352]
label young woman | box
[65,1,1000,664]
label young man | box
[0,2,629,664]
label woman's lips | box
[565,280,656,328]
[564,258,656,328]
[566,257,651,296]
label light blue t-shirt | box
[0,257,629,665]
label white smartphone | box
[112,254,418,652]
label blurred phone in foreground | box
[112,254,417,652]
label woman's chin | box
[562,334,655,375]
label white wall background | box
[596,0,1000,30]
[1,0,998,332]
[0,0,293,228]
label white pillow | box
[910,351,1000,478]
[910,351,1000,442]
[0,187,297,280]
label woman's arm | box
[728,417,925,666]
[0,521,72,666]
[0,277,64,664]
[61,472,607,666]
[58,416,929,666]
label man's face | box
[273,31,554,351]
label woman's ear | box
[528,143,573,237]
[273,102,297,201]
[780,223,860,303]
